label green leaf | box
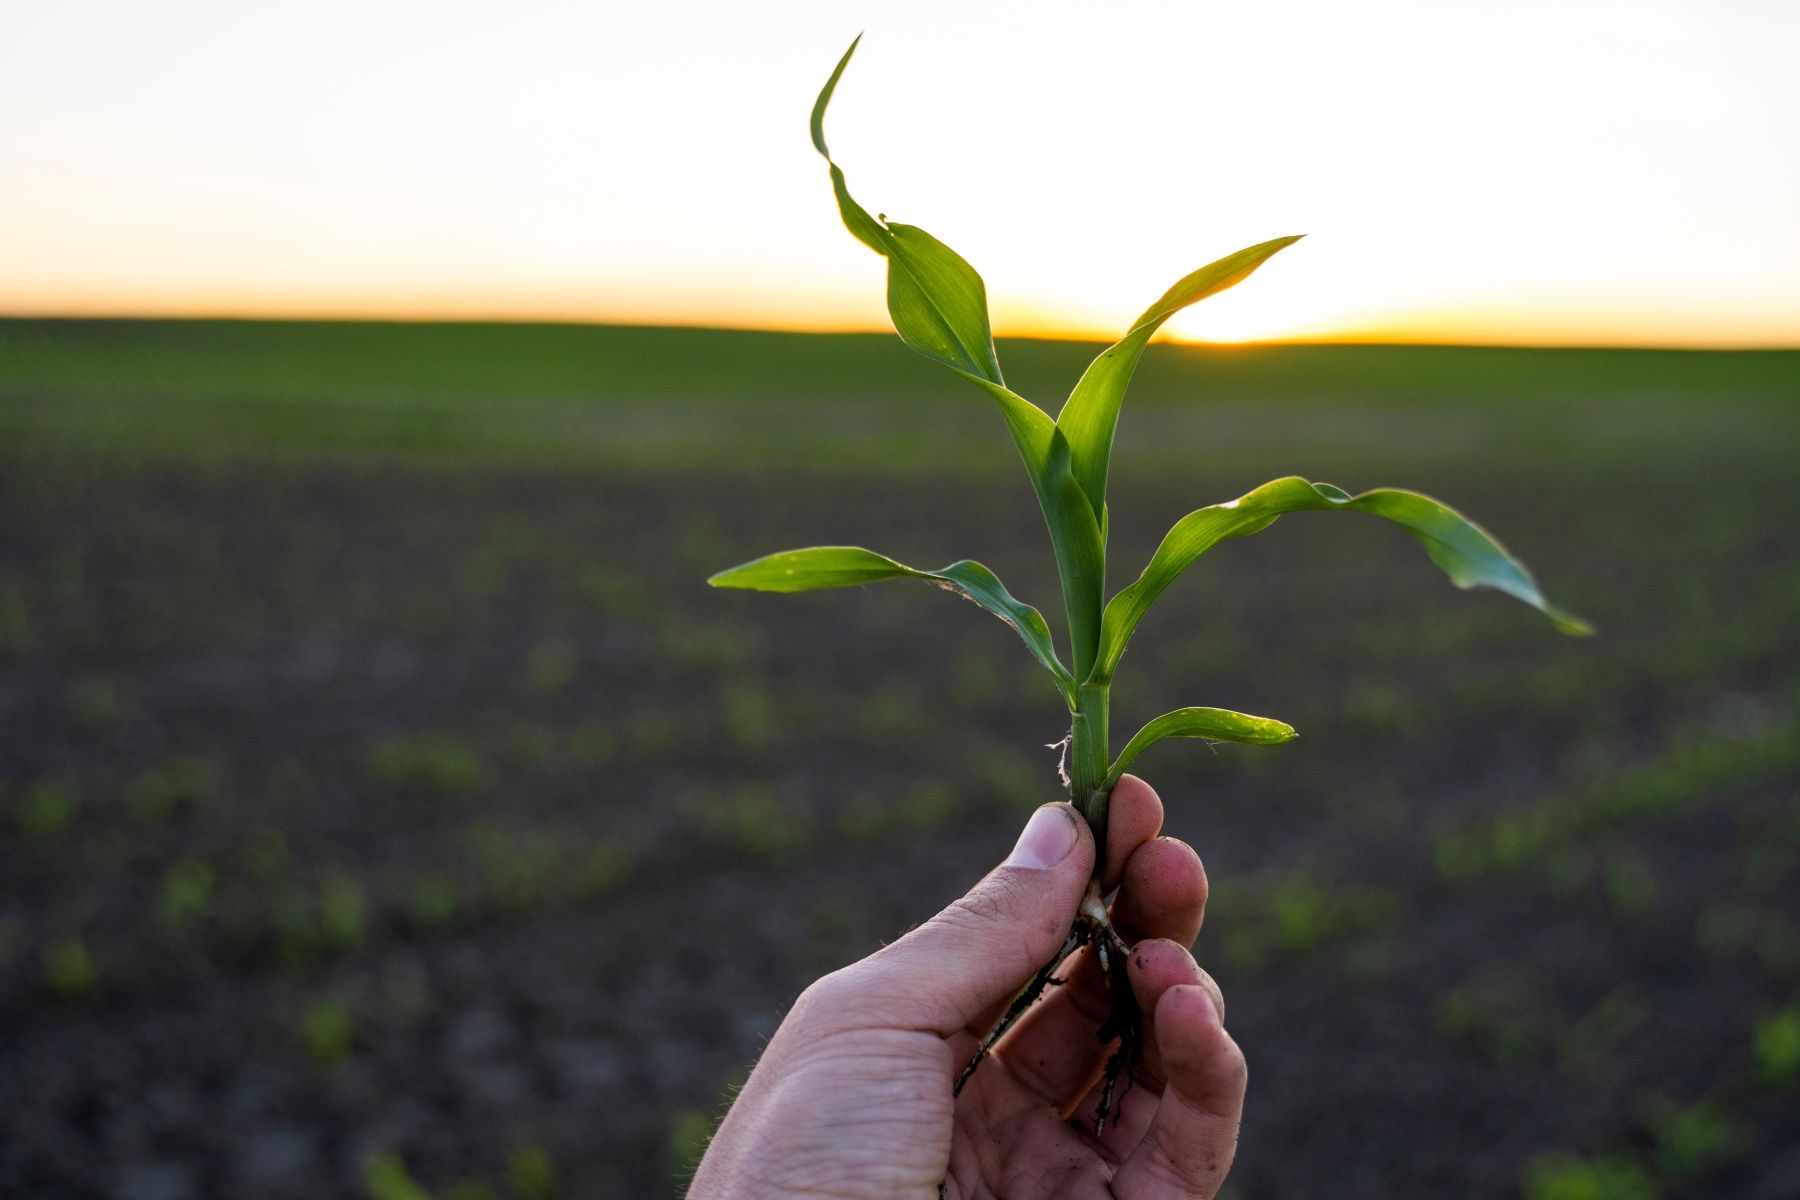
[885,224,1004,380]
[709,546,1075,705]
[1057,236,1303,521]
[1093,476,1592,683]
[811,38,1002,384]
[1042,426,1106,681]
[968,388,1105,680]
[807,38,1106,679]
[809,34,859,159]
[1108,706,1297,784]
[829,370,1102,687]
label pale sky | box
[3,0,1797,345]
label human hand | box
[687,776,1245,1200]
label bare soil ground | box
[3,446,1785,1194]
[1,329,1796,1198]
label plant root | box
[953,882,1142,1135]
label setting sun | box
[1161,272,1337,345]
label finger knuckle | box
[946,878,1019,928]
[787,968,867,1028]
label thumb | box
[850,803,1094,1035]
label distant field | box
[1,320,1797,1199]
[3,318,1794,469]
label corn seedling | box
[709,37,1590,1128]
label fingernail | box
[1006,805,1078,870]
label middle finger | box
[992,836,1209,1108]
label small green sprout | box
[362,1152,431,1200]
[41,936,98,1001]
[709,36,1590,1125]
[298,996,356,1069]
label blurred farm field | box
[1,319,1797,1199]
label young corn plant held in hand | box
[709,37,1592,1131]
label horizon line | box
[2,309,1798,354]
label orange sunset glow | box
[3,1,1797,348]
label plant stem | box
[1070,681,1112,869]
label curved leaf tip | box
[709,545,1076,706]
[1543,605,1597,637]
[810,34,862,159]
[1057,234,1305,524]
[1095,476,1592,683]
[807,36,1006,387]
[1308,483,1594,637]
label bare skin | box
[688,776,1246,1200]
